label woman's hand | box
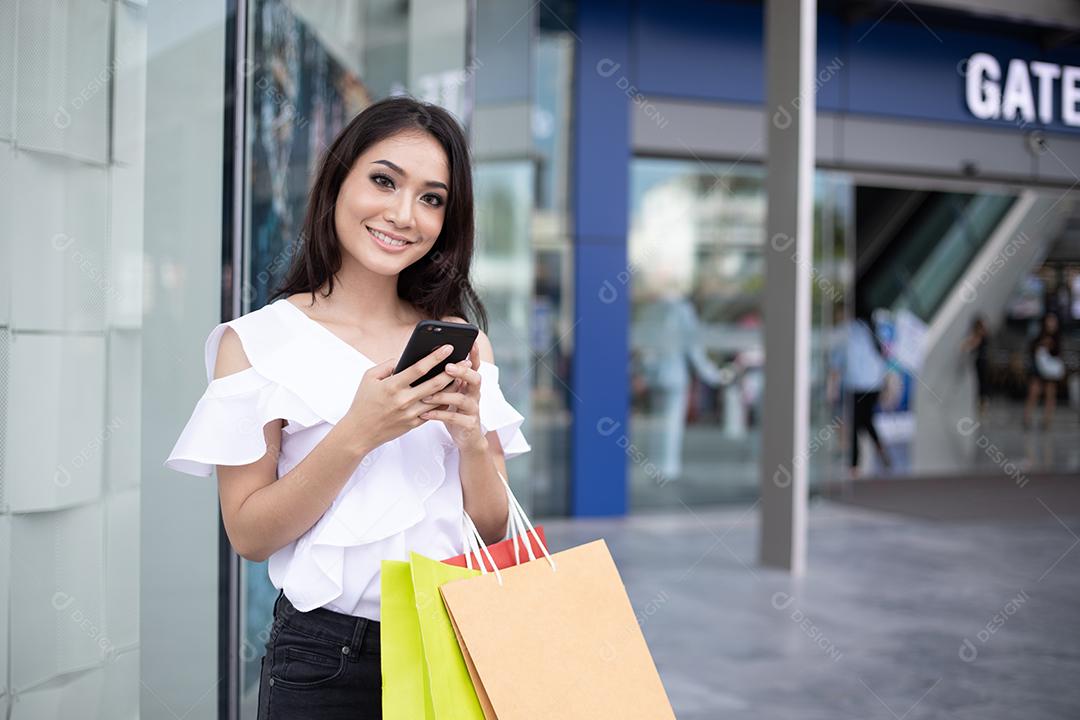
[419,342,487,453]
[341,344,457,451]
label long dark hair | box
[270,96,488,332]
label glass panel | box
[469,0,577,517]
[473,161,537,509]
[2,0,227,714]
[811,174,855,489]
[628,159,853,509]
[526,18,576,517]
[239,1,469,715]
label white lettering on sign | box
[964,52,1080,127]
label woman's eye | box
[371,172,442,207]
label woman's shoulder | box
[439,314,494,364]
[213,325,251,380]
[202,298,295,383]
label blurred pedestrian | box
[844,300,892,477]
[1023,311,1064,430]
[961,315,991,418]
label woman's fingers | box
[419,408,473,425]
[445,362,481,392]
[420,391,476,411]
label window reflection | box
[628,161,851,509]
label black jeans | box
[850,390,884,469]
[257,590,382,719]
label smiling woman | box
[164,96,529,720]
[275,97,486,329]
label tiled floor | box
[540,496,1080,719]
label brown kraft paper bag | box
[438,538,677,720]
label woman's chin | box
[348,249,415,276]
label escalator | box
[856,186,1018,322]
[852,182,1075,475]
[855,185,1015,321]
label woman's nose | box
[386,193,413,227]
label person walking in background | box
[1024,311,1064,430]
[843,299,892,478]
[634,289,724,482]
[961,315,991,418]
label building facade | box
[1,0,1078,717]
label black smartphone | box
[393,319,480,387]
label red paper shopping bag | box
[442,526,547,572]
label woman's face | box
[334,130,449,276]
[1045,313,1059,333]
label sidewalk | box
[540,495,1080,719]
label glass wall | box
[627,159,853,509]
[1,0,229,716]
[526,8,576,517]
[471,0,577,517]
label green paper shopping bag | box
[410,552,487,718]
[380,559,437,720]
[380,553,485,720]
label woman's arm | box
[455,329,512,546]
[459,434,511,546]
[214,327,377,562]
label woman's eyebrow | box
[372,159,448,191]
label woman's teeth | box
[371,228,409,246]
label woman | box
[1023,311,1064,430]
[961,315,990,417]
[164,97,530,718]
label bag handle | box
[457,467,558,582]
[496,469,557,573]
[461,511,504,585]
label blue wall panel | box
[570,241,631,517]
[633,0,764,103]
[571,0,631,516]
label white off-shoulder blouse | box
[163,298,531,620]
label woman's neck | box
[316,256,421,329]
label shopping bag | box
[442,525,547,571]
[410,552,487,719]
[381,554,485,720]
[380,560,436,720]
[439,478,676,719]
[383,471,544,720]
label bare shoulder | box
[441,315,494,363]
[214,326,253,380]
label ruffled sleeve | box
[163,317,326,477]
[477,360,531,460]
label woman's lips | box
[368,226,413,252]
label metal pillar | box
[760,0,815,573]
